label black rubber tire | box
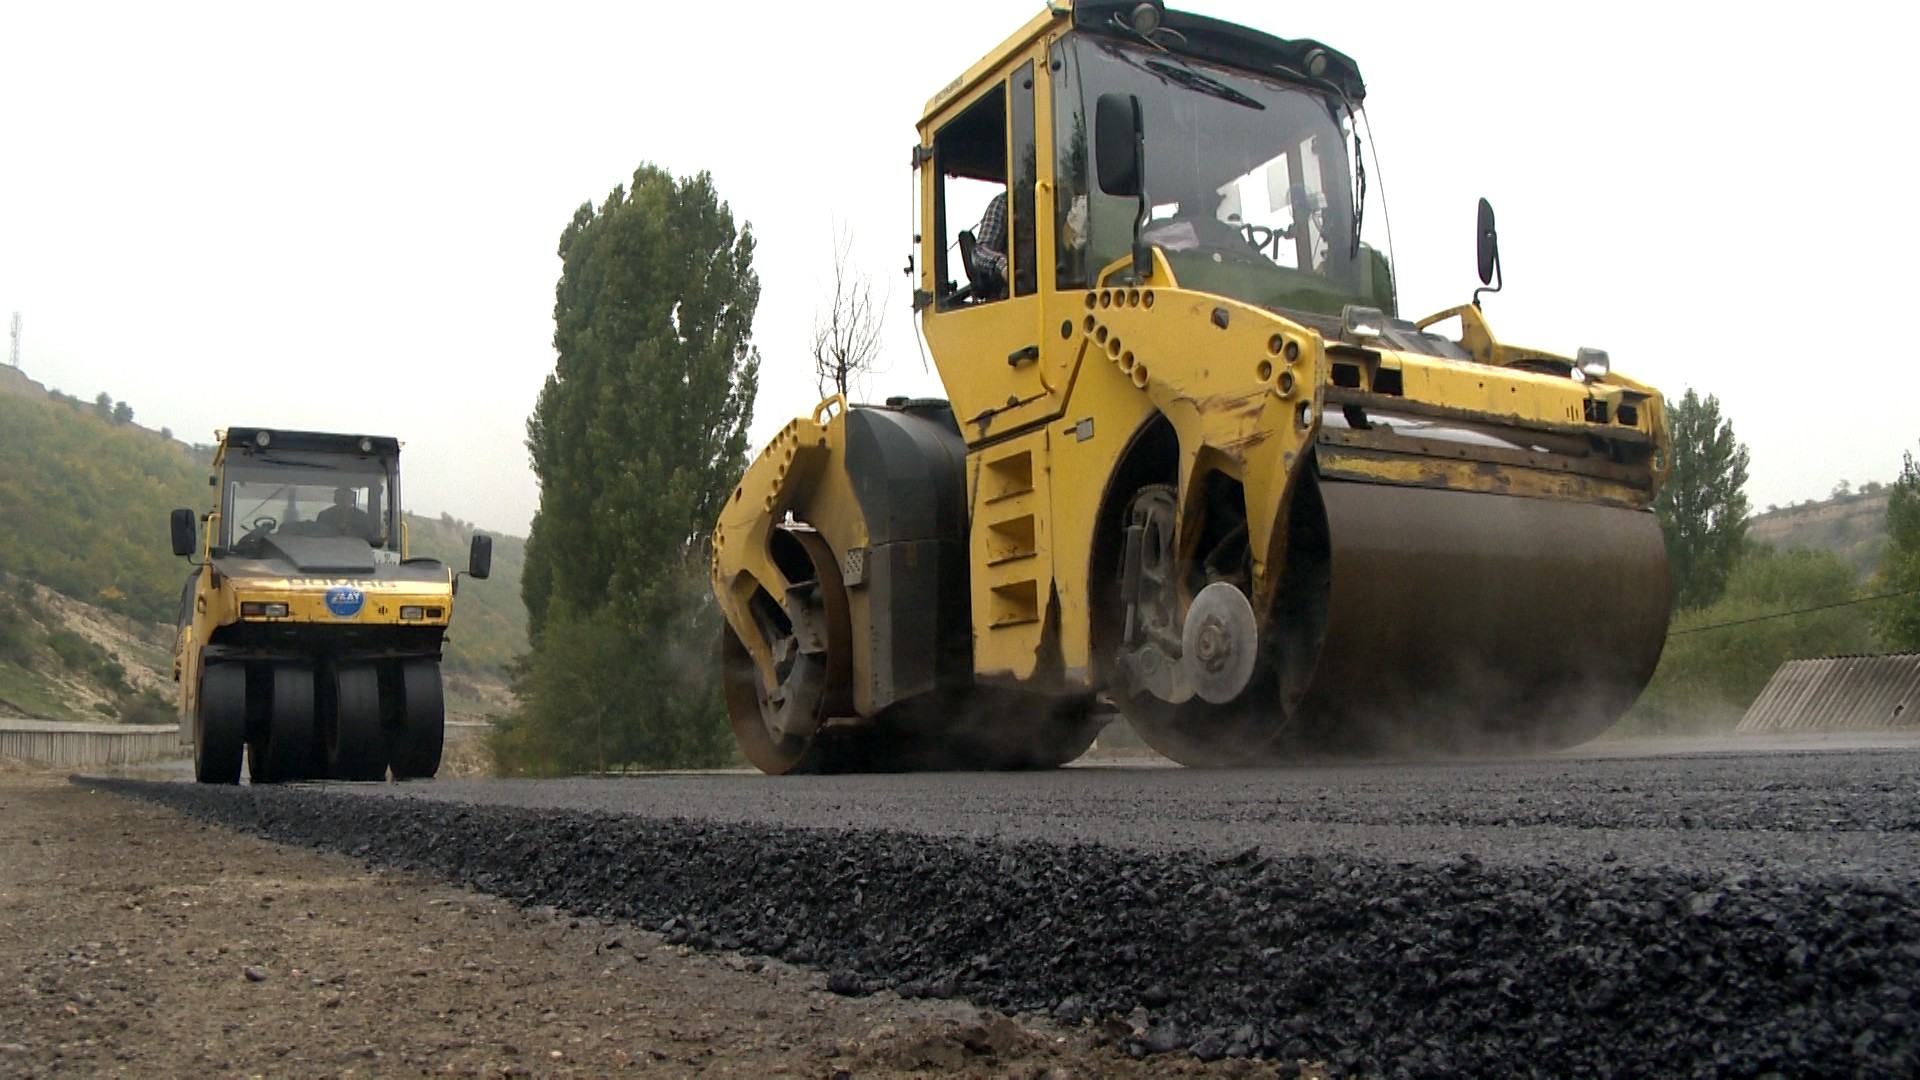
[328,664,388,781]
[250,665,315,783]
[193,663,246,784]
[245,663,266,784]
[721,626,825,774]
[389,659,444,780]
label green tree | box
[111,400,133,424]
[510,164,759,772]
[1656,389,1751,611]
[1624,547,1874,733]
[92,392,113,420]
[1873,448,1920,650]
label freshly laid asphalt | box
[98,733,1920,1077]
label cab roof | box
[215,427,401,465]
[919,1,1365,128]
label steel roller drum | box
[1287,480,1672,752]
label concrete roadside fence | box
[0,718,184,768]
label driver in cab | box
[317,486,381,543]
[1144,183,1257,253]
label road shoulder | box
[0,769,1247,1077]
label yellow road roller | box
[170,427,491,783]
[712,1,1671,770]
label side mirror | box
[1094,93,1144,197]
[1475,197,1499,286]
[1473,197,1504,309]
[170,508,197,558]
[468,534,493,581]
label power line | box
[1669,587,1920,637]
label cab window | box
[932,85,1007,309]
[1008,60,1037,298]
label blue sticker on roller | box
[324,587,365,617]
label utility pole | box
[7,313,18,368]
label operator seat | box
[958,229,983,301]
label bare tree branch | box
[811,223,886,400]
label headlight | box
[399,606,445,621]
[1341,304,1386,340]
[1129,1,1164,35]
[240,601,289,618]
[1576,347,1610,381]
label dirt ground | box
[0,763,1274,1078]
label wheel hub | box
[1183,581,1259,704]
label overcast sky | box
[3,1,1912,536]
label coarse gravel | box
[94,744,1920,1077]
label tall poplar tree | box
[1655,389,1751,612]
[1874,448,1920,650]
[506,164,759,773]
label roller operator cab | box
[169,427,493,784]
[712,1,1672,771]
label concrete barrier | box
[1738,654,1920,733]
[0,718,185,768]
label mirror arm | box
[1472,249,1502,310]
[1131,192,1152,280]
[1128,104,1151,280]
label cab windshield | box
[221,451,397,550]
[1056,35,1392,318]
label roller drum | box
[1293,480,1671,751]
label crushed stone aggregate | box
[95,745,1920,1077]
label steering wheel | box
[1242,224,1278,260]
[251,516,278,533]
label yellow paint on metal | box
[710,397,881,715]
[969,426,1054,678]
[919,7,1064,119]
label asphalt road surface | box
[104,732,1920,1076]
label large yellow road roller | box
[711,1,1670,770]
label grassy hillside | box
[0,573,176,723]
[0,381,209,624]
[402,512,529,684]
[0,368,527,718]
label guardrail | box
[0,718,185,768]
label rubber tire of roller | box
[253,665,316,784]
[329,664,388,781]
[390,660,444,780]
[194,663,246,785]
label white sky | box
[3,1,1913,536]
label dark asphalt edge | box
[86,777,1920,1078]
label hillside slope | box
[0,573,175,723]
[0,371,210,624]
[1747,489,1890,578]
